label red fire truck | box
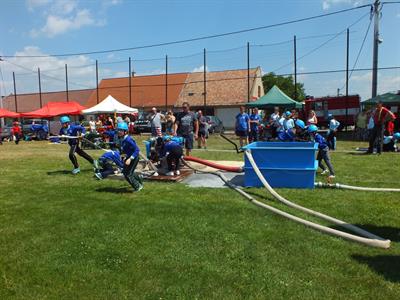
[304,95,361,128]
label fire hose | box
[183,156,243,173]
[182,153,390,248]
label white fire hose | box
[182,154,390,249]
[315,182,400,192]
[244,150,390,248]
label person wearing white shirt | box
[326,114,340,150]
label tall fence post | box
[346,28,349,130]
[129,57,132,107]
[38,67,42,108]
[165,55,168,112]
[294,35,297,101]
[13,72,18,112]
[247,42,250,105]
[203,48,207,114]
[96,60,99,104]
[65,64,69,102]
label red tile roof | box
[85,73,189,110]
[176,68,261,107]
[2,89,94,113]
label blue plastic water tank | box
[243,141,318,189]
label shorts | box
[235,130,248,137]
[182,133,194,150]
[198,130,207,138]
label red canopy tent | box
[20,101,85,118]
[0,108,20,118]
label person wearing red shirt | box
[367,101,395,154]
[11,121,22,145]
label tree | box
[262,72,306,101]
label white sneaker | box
[321,170,329,175]
[166,171,174,176]
[175,170,181,176]
[72,168,80,175]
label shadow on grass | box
[96,186,133,194]
[331,224,400,242]
[352,255,400,283]
[47,169,93,176]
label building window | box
[258,86,261,98]
[188,92,194,96]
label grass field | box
[1,135,399,299]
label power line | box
[0,4,372,58]
[340,14,373,90]
[2,66,400,98]
[272,11,370,73]
[2,59,93,89]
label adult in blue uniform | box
[235,106,250,147]
[59,116,94,174]
[117,122,143,191]
[249,107,261,143]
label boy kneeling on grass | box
[154,136,183,176]
[95,122,143,192]
[308,125,335,181]
[94,150,123,180]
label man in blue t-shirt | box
[249,107,261,143]
[235,106,250,147]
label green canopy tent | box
[246,85,303,109]
[362,91,400,105]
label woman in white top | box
[307,110,318,125]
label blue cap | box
[117,122,128,131]
[394,132,400,140]
[295,119,305,129]
[60,116,70,124]
[307,124,318,133]
[285,111,292,117]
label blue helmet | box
[327,113,333,120]
[295,119,305,129]
[285,111,292,117]
[117,122,128,131]
[394,132,400,140]
[60,116,70,124]
[307,124,318,133]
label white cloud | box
[0,46,97,94]
[31,9,103,38]
[28,0,115,38]
[322,0,366,11]
[192,65,210,73]
[26,0,51,11]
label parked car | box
[0,125,12,141]
[206,115,224,134]
[133,113,166,134]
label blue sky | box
[0,0,399,100]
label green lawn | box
[1,135,399,299]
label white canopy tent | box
[82,95,138,114]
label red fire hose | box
[183,156,243,173]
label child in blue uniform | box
[155,136,184,176]
[59,116,94,174]
[308,125,335,180]
[327,114,340,150]
[94,150,124,180]
[117,122,143,191]
[382,132,400,152]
